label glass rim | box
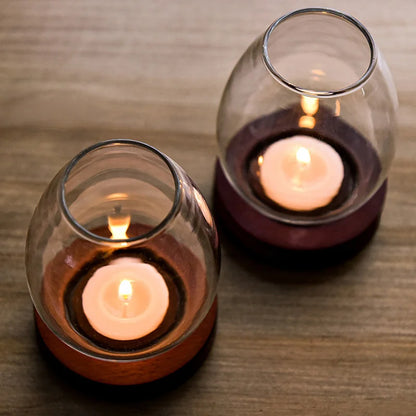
[262,7,378,97]
[60,139,181,245]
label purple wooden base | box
[214,161,387,257]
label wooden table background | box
[1,0,415,414]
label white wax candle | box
[82,258,169,340]
[259,135,344,211]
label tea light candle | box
[82,258,169,340]
[259,135,344,211]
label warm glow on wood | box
[118,279,133,302]
[108,214,131,240]
[301,95,319,116]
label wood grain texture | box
[1,0,416,414]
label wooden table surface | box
[1,1,416,414]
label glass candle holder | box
[26,140,220,385]
[215,8,398,257]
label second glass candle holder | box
[215,8,398,257]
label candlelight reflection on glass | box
[215,8,397,257]
[26,140,220,385]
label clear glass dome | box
[217,8,398,226]
[26,140,220,362]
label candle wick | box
[122,302,129,318]
[292,175,303,189]
[118,279,133,318]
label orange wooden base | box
[35,298,217,385]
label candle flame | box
[335,99,341,116]
[118,279,133,302]
[108,213,131,240]
[299,96,319,128]
[296,146,311,166]
[311,69,326,77]
[301,96,319,116]
[298,115,316,129]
